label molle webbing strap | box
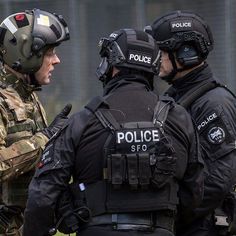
[110,154,124,187]
[138,153,151,188]
[126,154,138,189]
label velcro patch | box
[37,14,50,27]
[207,126,226,144]
[197,112,218,132]
[38,143,54,168]
[170,19,192,32]
[14,14,29,28]
[128,50,152,66]
[116,127,159,153]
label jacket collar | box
[103,74,152,96]
[170,63,215,97]
[0,69,41,99]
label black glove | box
[42,104,72,139]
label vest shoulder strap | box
[95,109,121,130]
[177,81,218,109]
[85,96,120,130]
[153,96,173,128]
[84,96,106,113]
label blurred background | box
[0,0,235,121]
[0,0,235,235]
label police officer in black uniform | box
[146,10,236,236]
[23,28,204,236]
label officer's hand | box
[42,104,72,139]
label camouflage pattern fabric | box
[0,71,49,234]
[0,204,23,235]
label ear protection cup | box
[176,44,201,67]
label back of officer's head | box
[0,8,70,74]
[96,28,160,86]
[145,10,214,69]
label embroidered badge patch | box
[197,112,218,132]
[38,143,53,168]
[207,126,225,144]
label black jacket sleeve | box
[191,88,236,220]
[23,109,91,236]
[165,104,204,223]
[177,125,204,224]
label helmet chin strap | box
[160,52,186,84]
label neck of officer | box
[112,67,120,77]
[172,61,205,82]
[103,67,152,96]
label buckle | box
[215,215,229,226]
[111,213,154,231]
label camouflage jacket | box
[0,70,49,205]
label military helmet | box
[0,8,70,73]
[96,28,160,81]
[145,10,214,63]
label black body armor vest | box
[81,97,179,215]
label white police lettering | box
[131,144,148,152]
[172,22,192,28]
[117,129,159,144]
[129,53,151,64]
[197,113,218,131]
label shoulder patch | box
[38,143,54,168]
[197,112,218,132]
[207,126,225,144]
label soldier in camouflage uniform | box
[0,9,71,235]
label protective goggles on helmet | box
[98,37,125,64]
[31,8,70,53]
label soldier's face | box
[34,48,60,85]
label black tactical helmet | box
[96,28,160,82]
[145,10,214,66]
[0,9,70,73]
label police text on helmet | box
[170,20,192,31]
[128,53,151,65]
